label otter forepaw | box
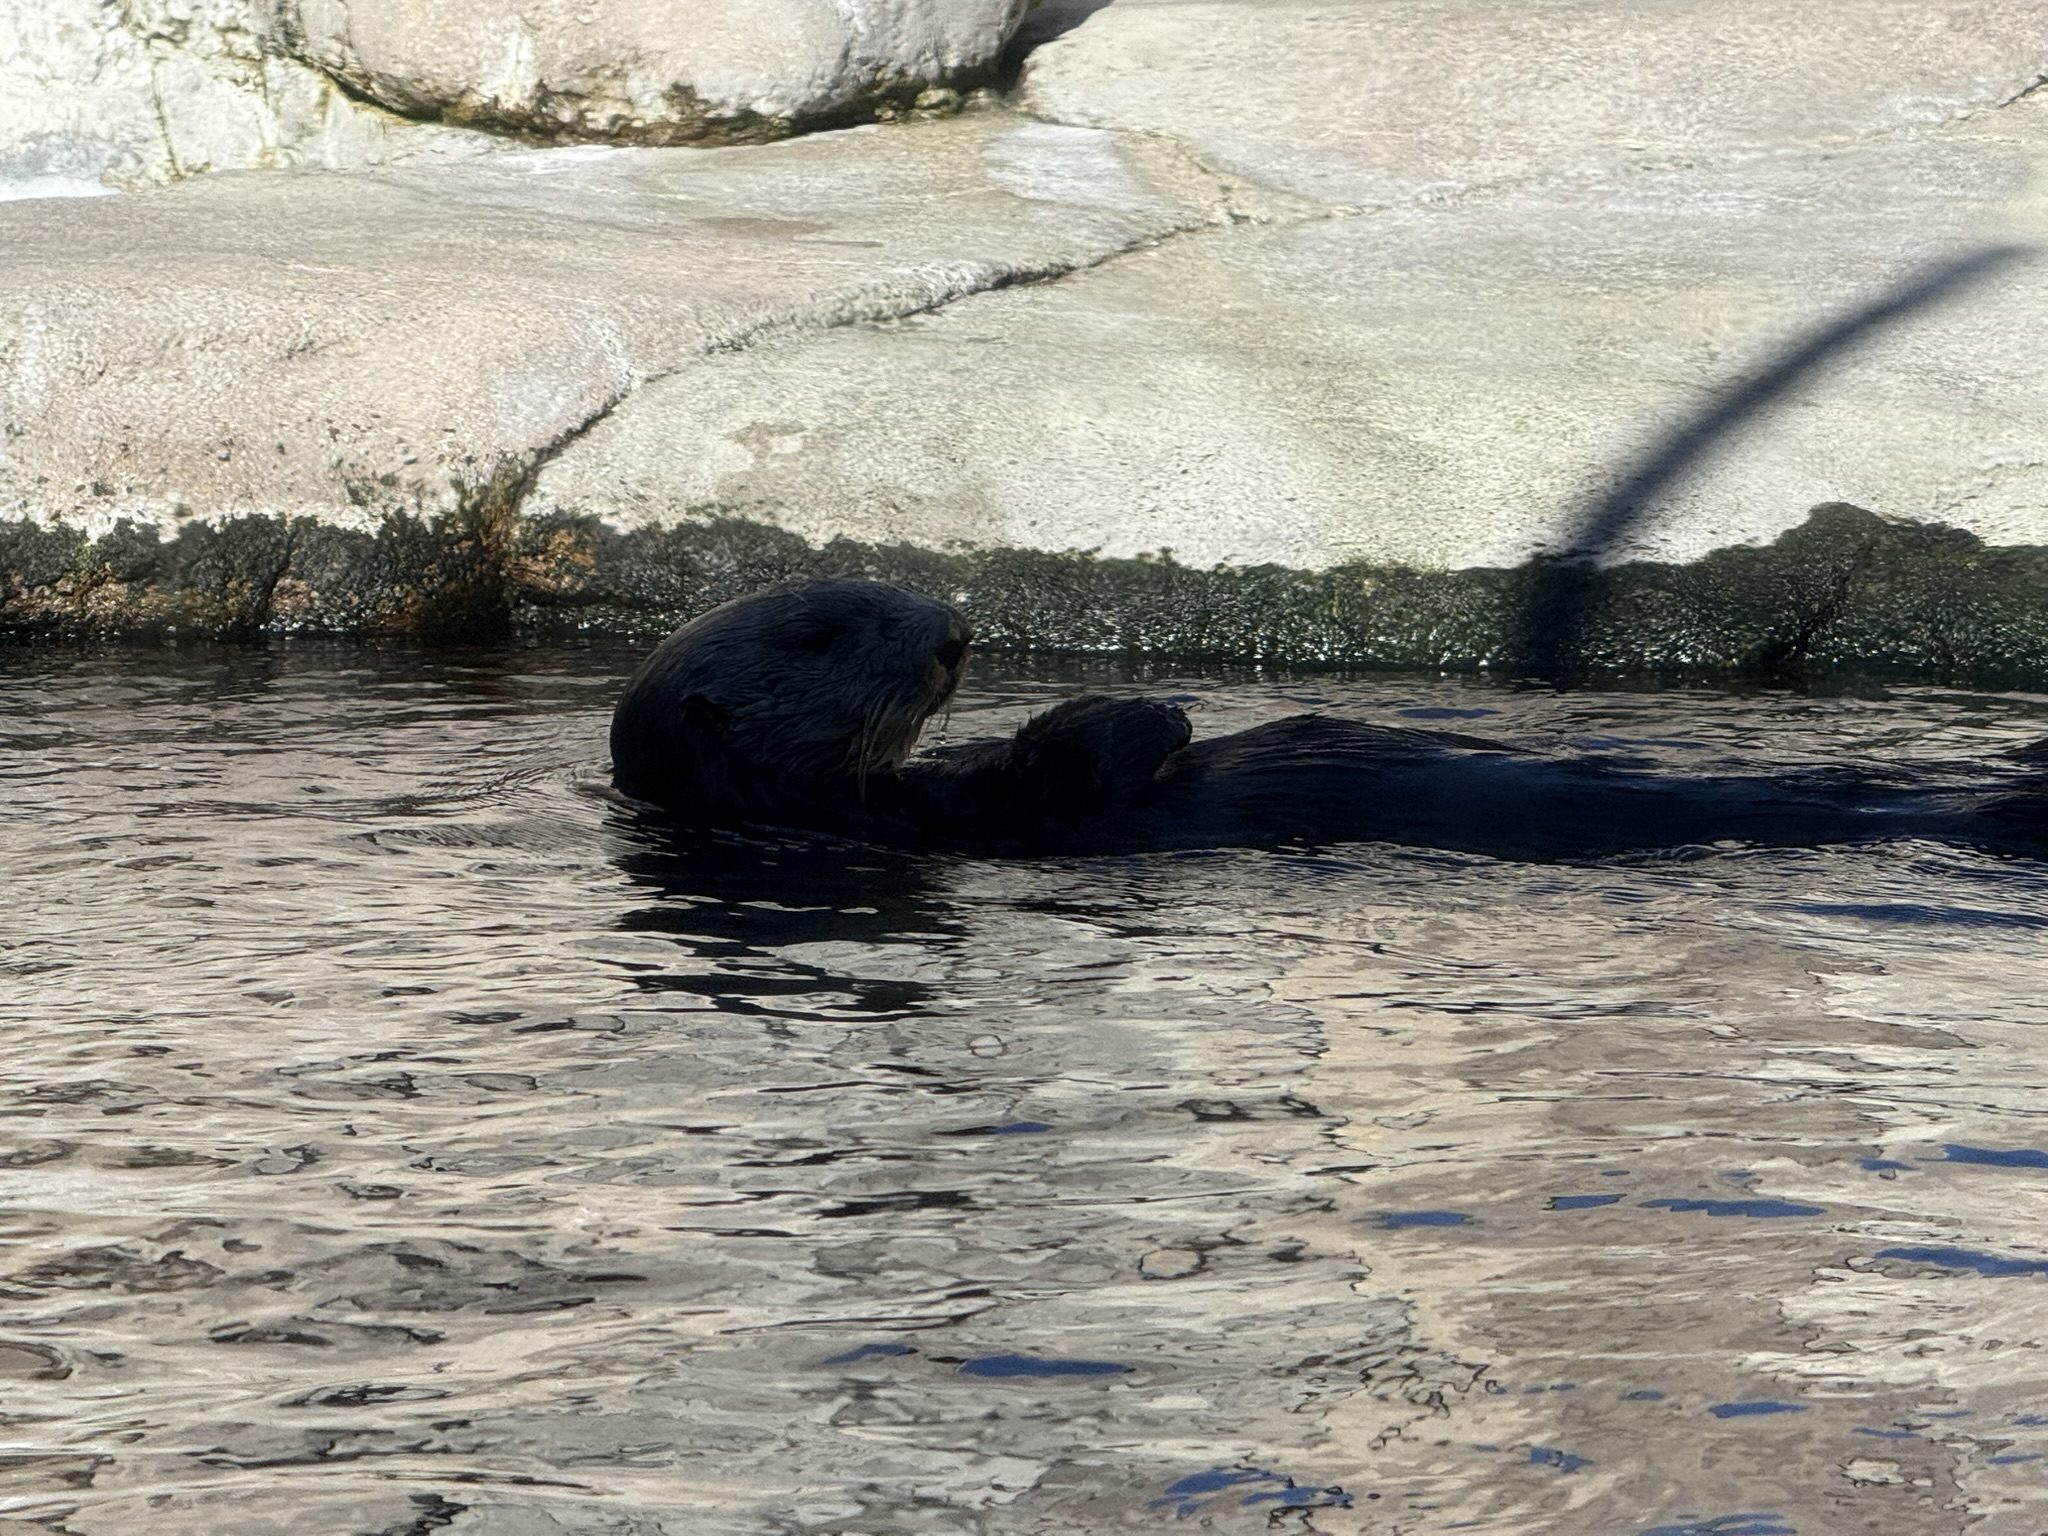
[1010,696,1192,814]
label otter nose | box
[934,631,969,673]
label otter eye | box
[934,637,967,671]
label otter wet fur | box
[610,578,2048,861]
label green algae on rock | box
[6,503,2048,688]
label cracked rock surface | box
[0,113,1210,535]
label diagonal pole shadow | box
[1516,242,2034,679]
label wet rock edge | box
[5,501,2046,686]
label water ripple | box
[5,646,2048,1532]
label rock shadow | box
[999,0,1120,81]
[1515,243,2034,681]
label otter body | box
[609,579,2039,861]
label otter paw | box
[1010,696,1192,813]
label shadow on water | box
[612,815,953,945]
[609,815,959,1019]
[1514,244,2035,681]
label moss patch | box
[6,502,2048,686]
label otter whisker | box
[854,692,889,806]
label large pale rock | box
[529,0,2048,568]
[0,115,1217,532]
[267,0,1034,144]
[0,0,1032,196]
[0,0,495,195]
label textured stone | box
[267,0,1033,144]
[1020,0,2048,209]
[0,113,1213,534]
[0,0,494,195]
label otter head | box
[610,578,971,811]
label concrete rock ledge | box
[8,503,2048,689]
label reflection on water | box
[6,644,2048,1534]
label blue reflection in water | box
[1861,1158,1914,1172]
[1708,1401,1806,1419]
[1149,1465,1351,1519]
[937,1120,1054,1138]
[1154,1468,1267,1500]
[821,1342,916,1367]
[1943,1144,2048,1170]
[1853,1427,1918,1440]
[1625,1389,1666,1402]
[1549,1194,1623,1210]
[1380,1210,1471,1228]
[1645,1198,1824,1218]
[1641,1517,1795,1536]
[1531,1446,1588,1472]
[1785,902,2048,929]
[1876,1246,2048,1278]
[1989,1453,2043,1465]
[957,1354,1131,1379]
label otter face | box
[611,579,971,802]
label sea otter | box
[609,578,2047,861]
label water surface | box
[6,644,2048,1534]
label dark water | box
[7,644,2048,1535]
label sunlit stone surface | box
[0,116,1211,537]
